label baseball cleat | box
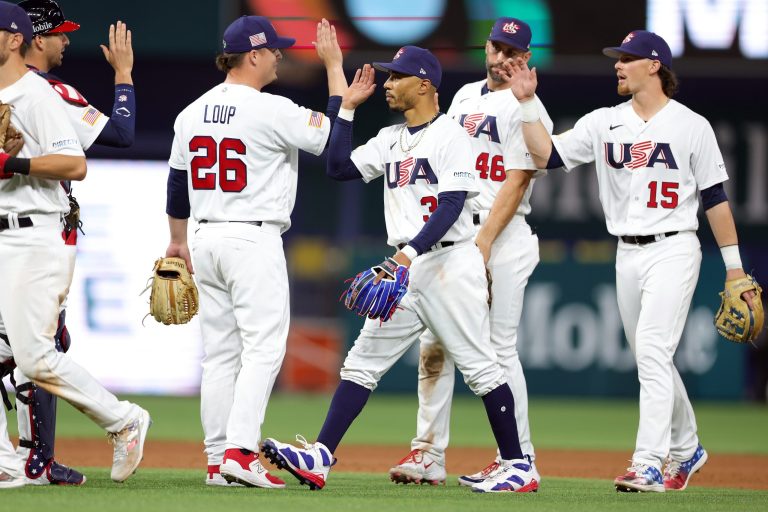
[25,460,86,486]
[109,408,151,483]
[458,455,540,487]
[261,435,334,490]
[614,463,665,492]
[664,444,708,491]
[0,470,25,489]
[206,464,245,487]
[388,449,446,485]
[219,449,285,488]
[471,458,539,493]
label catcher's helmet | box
[18,0,80,36]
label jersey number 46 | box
[189,135,246,192]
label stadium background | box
[26,0,767,403]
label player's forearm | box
[325,64,347,97]
[27,155,87,180]
[95,84,136,148]
[520,121,552,169]
[477,169,532,246]
[168,216,189,245]
[705,201,739,249]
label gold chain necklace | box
[399,113,439,154]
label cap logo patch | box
[10,22,18,29]
[394,47,405,60]
[249,32,267,47]
[651,50,658,56]
[419,67,426,74]
[502,22,519,34]
[622,32,635,44]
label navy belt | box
[199,220,263,226]
[397,241,455,254]
[620,231,678,245]
[0,217,33,231]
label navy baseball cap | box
[603,30,672,69]
[488,17,531,51]
[18,0,80,36]
[372,46,442,89]
[0,1,33,43]
[222,16,295,53]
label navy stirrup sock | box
[316,380,371,453]
[482,383,524,461]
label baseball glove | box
[0,102,23,155]
[714,274,764,343]
[145,257,199,325]
[343,257,409,322]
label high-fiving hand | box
[342,64,377,110]
[100,21,133,85]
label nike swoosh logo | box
[390,141,397,150]
[609,124,623,130]
[424,461,434,469]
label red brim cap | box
[48,20,80,33]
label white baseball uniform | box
[4,72,110,482]
[551,98,728,469]
[0,72,142,455]
[169,82,330,464]
[339,115,507,400]
[408,82,553,466]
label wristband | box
[720,245,742,270]
[0,155,31,175]
[338,107,355,122]
[400,244,418,261]
[518,99,539,123]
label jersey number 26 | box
[189,135,246,192]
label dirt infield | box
[50,439,768,490]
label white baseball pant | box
[193,221,289,465]
[340,242,506,397]
[616,231,701,470]
[0,222,140,434]
[410,215,539,465]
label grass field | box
[4,394,768,511]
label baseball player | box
[261,47,538,494]
[0,0,137,486]
[165,17,345,488]
[387,17,552,488]
[505,30,756,492]
[0,1,149,488]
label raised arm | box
[503,58,553,168]
[315,18,347,98]
[327,65,376,181]
[95,21,136,148]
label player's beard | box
[486,61,506,84]
[617,83,631,96]
[387,92,416,113]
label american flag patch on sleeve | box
[308,111,324,128]
[81,107,102,126]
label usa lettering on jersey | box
[385,158,438,188]
[459,113,501,142]
[604,141,679,170]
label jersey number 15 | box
[647,180,679,209]
[189,135,246,192]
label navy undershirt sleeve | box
[94,84,135,148]
[325,95,341,126]
[546,143,564,169]
[327,117,363,181]
[701,182,727,210]
[166,167,190,219]
[408,191,467,255]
